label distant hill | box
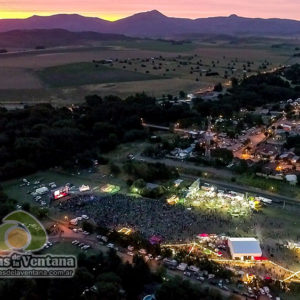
[0,29,131,48]
[0,10,300,38]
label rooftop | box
[229,238,262,254]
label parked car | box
[127,245,134,251]
[184,271,192,277]
[138,249,147,255]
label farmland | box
[0,38,299,106]
[37,62,161,88]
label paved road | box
[49,230,242,299]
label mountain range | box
[0,10,300,38]
[0,29,130,48]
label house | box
[228,238,262,260]
[273,129,287,142]
[255,143,281,160]
[174,179,183,187]
[146,183,160,190]
[286,174,298,185]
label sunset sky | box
[0,0,299,21]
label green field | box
[0,37,298,105]
[37,62,163,88]
[42,241,99,256]
[1,168,130,206]
[104,40,198,52]
[237,174,300,199]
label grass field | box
[0,38,299,104]
[42,241,99,257]
[37,62,162,88]
[1,168,129,206]
[237,174,300,199]
[103,40,198,52]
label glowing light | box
[167,195,179,205]
[79,184,90,192]
[53,186,69,199]
[101,184,120,194]
[241,153,251,160]
[192,200,201,207]
[118,227,132,235]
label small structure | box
[186,178,200,197]
[167,195,179,205]
[79,184,90,192]
[228,237,262,260]
[35,186,49,195]
[197,233,210,240]
[177,263,188,271]
[174,179,183,187]
[149,235,163,245]
[146,183,160,190]
[101,184,120,194]
[52,186,69,200]
[286,174,298,185]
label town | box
[0,4,300,300]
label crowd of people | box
[55,192,300,274]
[58,193,254,242]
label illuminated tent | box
[149,235,163,245]
[187,178,200,197]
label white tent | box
[228,237,262,260]
[35,186,49,195]
[286,174,297,185]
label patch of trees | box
[0,93,193,181]
[211,148,233,165]
[213,83,223,92]
[193,69,300,117]
[155,276,226,300]
[0,186,17,219]
[284,64,300,84]
[0,249,155,300]
[206,71,219,76]
[123,161,179,182]
[285,135,300,155]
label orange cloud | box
[0,0,299,20]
